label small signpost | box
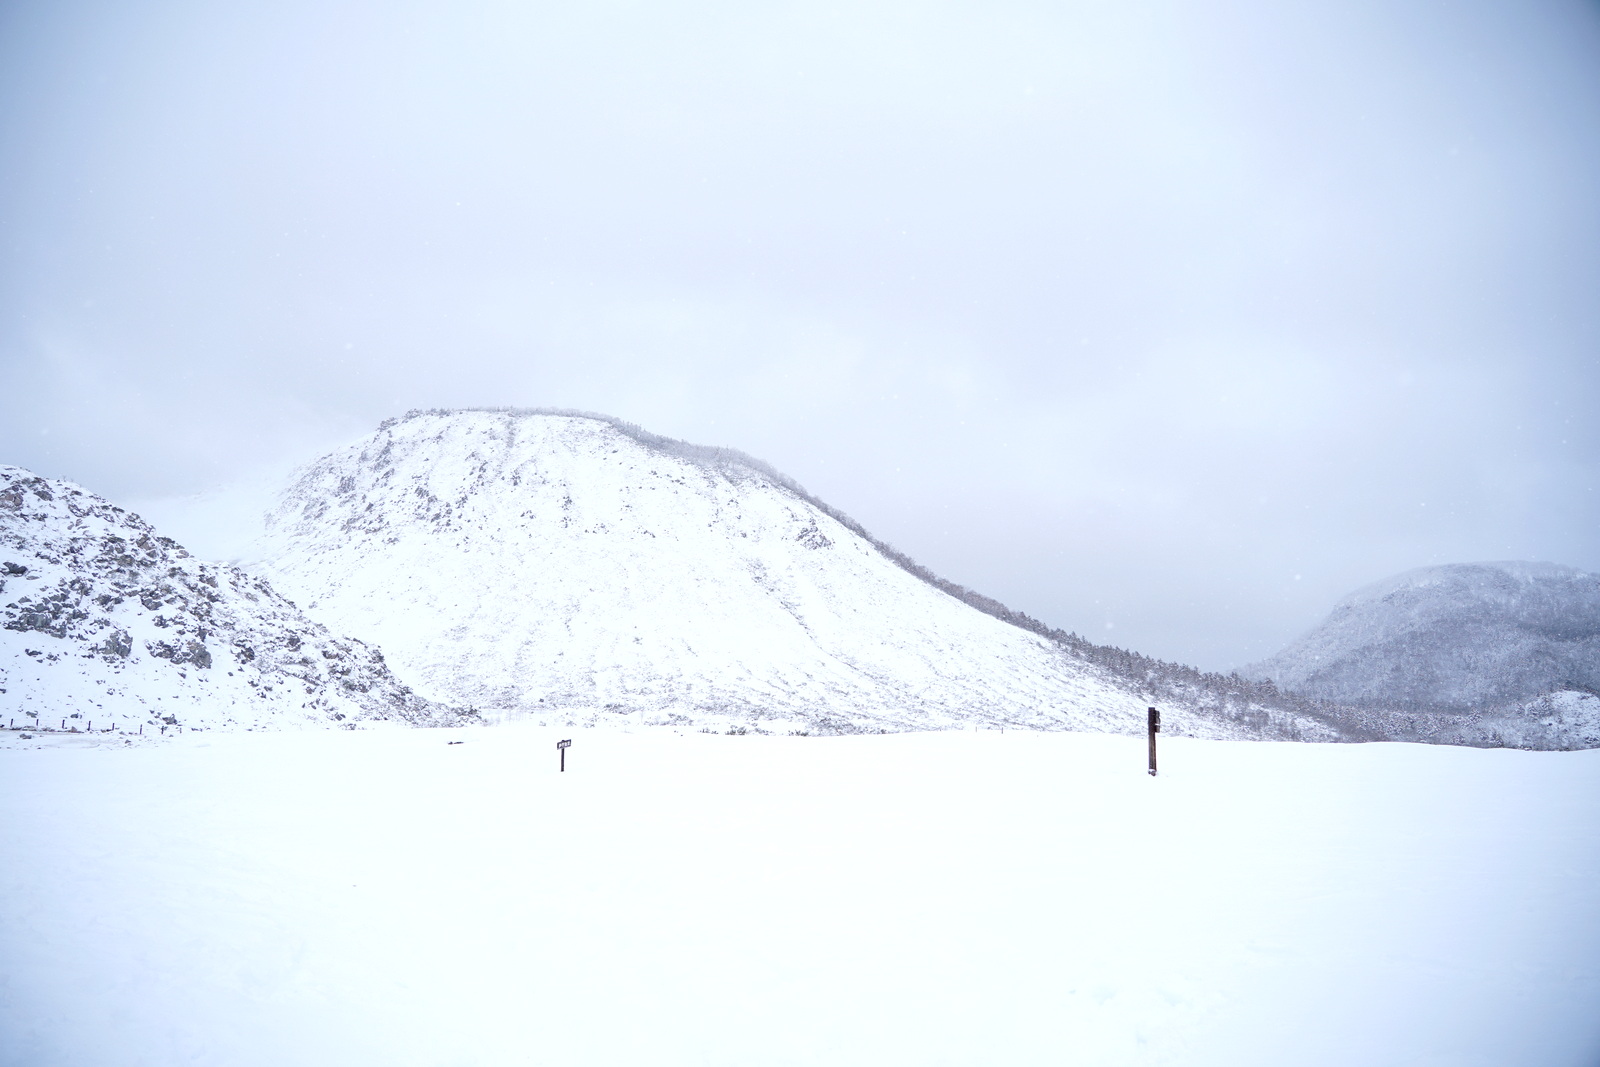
[1147,707,1161,776]
[557,738,571,772]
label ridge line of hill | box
[383,407,1357,737]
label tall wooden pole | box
[1147,706,1160,776]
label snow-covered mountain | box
[1249,562,1600,706]
[254,408,1344,740]
[1,466,469,737]
[1244,562,1600,749]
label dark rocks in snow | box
[1,465,473,732]
[96,627,133,660]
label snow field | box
[1,728,1597,1066]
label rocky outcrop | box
[2,465,472,734]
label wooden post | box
[557,738,571,771]
[1147,707,1160,776]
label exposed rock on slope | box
[1,466,468,735]
[255,408,1344,740]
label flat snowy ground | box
[2,728,1597,1067]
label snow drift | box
[0,466,468,736]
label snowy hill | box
[1248,562,1600,707]
[1,466,469,739]
[1245,562,1600,749]
[254,409,1343,740]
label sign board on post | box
[557,738,571,772]
[1147,707,1160,777]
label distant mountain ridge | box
[1247,561,1600,709]
[1,465,471,737]
[1241,561,1600,749]
[254,408,1346,741]
[11,414,1594,750]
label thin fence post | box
[1147,707,1160,776]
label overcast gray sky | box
[3,0,1598,671]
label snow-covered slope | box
[1248,562,1600,710]
[1,466,468,737]
[255,409,1341,740]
